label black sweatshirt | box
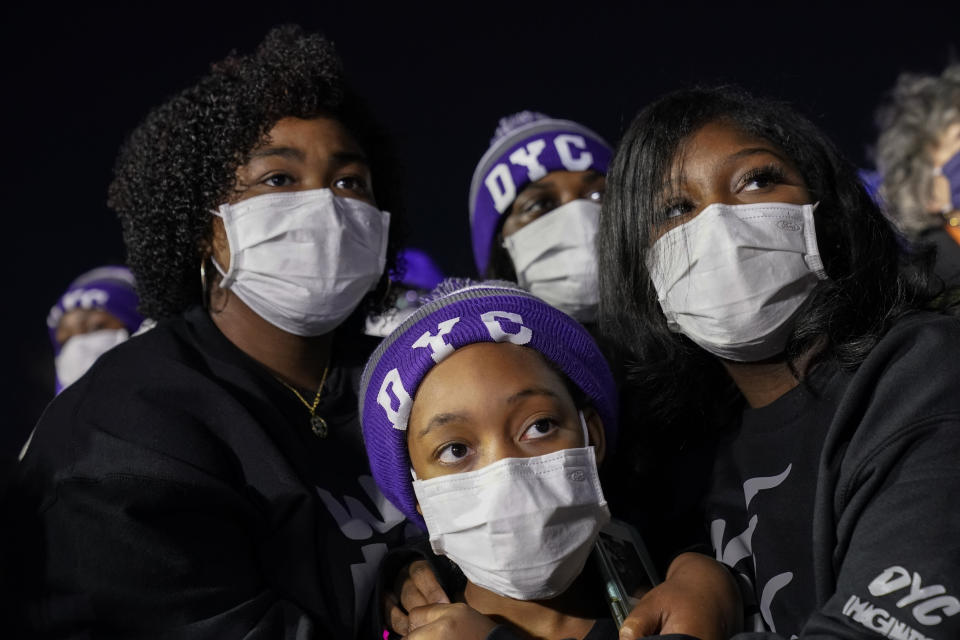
[6,306,411,638]
[708,311,960,639]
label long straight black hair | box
[598,86,937,447]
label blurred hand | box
[618,552,742,640]
[406,602,498,640]
[385,559,451,636]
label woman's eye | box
[661,199,694,220]
[263,173,294,187]
[520,418,560,441]
[436,442,471,464]
[334,175,369,195]
[521,198,554,215]
[741,165,786,192]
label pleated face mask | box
[412,412,610,601]
[54,328,129,392]
[503,199,600,322]
[212,188,390,336]
[646,201,828,362]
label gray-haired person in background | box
[875,63,960,284]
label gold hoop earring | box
[200,258,210,310]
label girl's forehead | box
[661,122,787,187]
[421,343,561,390]
[675,122,771,163]
[411,343,570,412]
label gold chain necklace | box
[277,364,331,438]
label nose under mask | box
[503,199,600,322]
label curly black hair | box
[108,25,402,320]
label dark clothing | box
[403,545,690,640]
[604,431,718,577]
[488,618,620,639]
[921,227,960,286]
[488,622,698,640]
[707,312,960,639]
[7,306,410,638]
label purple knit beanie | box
[46,265,143,354]
[468,112,613,275]
[359,279,618,530]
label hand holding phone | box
[594,518,660,627]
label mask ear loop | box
[579,410,591,448]
[802,202,828,280]
[208,206,237,288]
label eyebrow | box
[664,146,789,194]
[519,180,551,193]
[330,150,369,167]
[505,387,561,404]
[523,169,604,190]
[249,146,305,161]
[582,169,604,183]
[516,170,604,204]
[416,412,469,440]
[246,148,369,167]
[725,146,789,164]
[415,387,561,440]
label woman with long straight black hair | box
[599,87,960,639]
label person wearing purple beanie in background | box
[469,112,612,324]
[365,248,445,338]
[46,265,144,394]
[17,265,145,459]
[361,280,740,640]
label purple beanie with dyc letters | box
[46,265,143,355]
[359,280,618,530]
[468,112,613,275]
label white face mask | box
[503,199,600,322]
[646,202,828,362]
[213,189,390,337]
[55,328,129,392]
[412,412,610,601]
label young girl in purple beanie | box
[360,280,738,640]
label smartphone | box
[594,518,660,628]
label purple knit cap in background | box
[46,265,143,355]
[468,112,613,275]
[359,279,618,530]
[393,247,445,291]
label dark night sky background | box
[3,2,958,455]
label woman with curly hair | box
[8,26,408,638]
[599,86,960,639]
[875,64,960,284]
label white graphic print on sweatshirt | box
[711,464,794,635]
